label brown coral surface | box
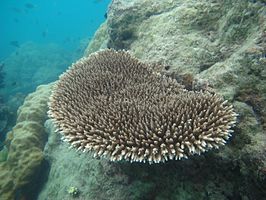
[48,49,236,163]
[0,84,51,200]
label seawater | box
[0,0,110,143]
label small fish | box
[9,41,20,48]
[104,12,107,19]
[93,0,103,3]
[42,31,47,38]
[25,3,35,9]
[0,63,4,71]
[11,7,22,13]
[13,18,19,23]
[76,48,83,53]
[64,37,71,43]
[11,82,17,87]
[42,28,49,38]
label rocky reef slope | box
[1,0,265,199]
[39,0,266,199]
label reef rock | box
[38,0,265,199]
[84,22,108,56]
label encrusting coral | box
[48,49,237,164]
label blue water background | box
[0,0,110,142]
[0,0,109,60]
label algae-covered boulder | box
[0,84,52,200]
[106,0,266,166]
